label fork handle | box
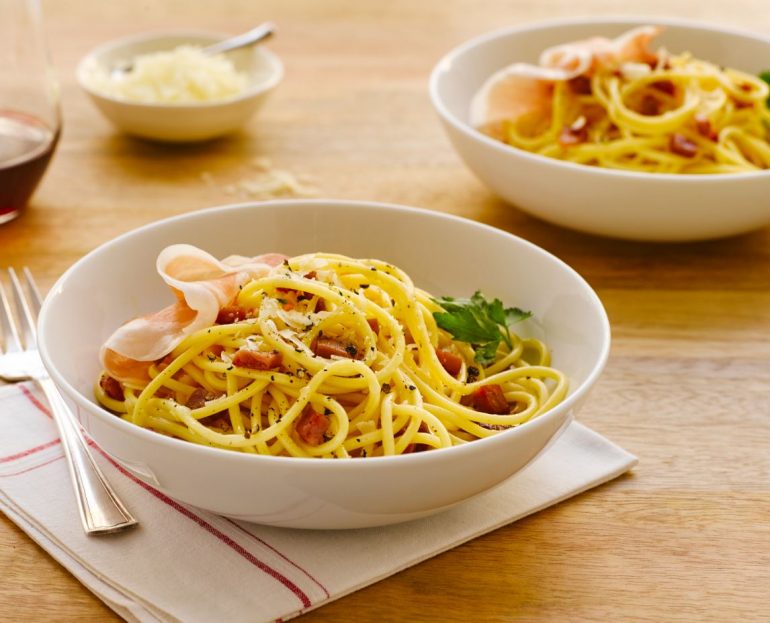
[37,378,138,534]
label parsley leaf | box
[432,291,532,365]
[474,341,501,365]
[505,306,531,326]
[432,306,497,344]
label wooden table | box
[3,1,770,620]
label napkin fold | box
[0,382,637,623]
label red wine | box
[0,110,59,224]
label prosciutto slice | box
[101,244,286,384]
[470,26,662,129]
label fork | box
[0,268,137,534]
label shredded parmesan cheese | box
[200,157,319,199]
[87,46,249,104]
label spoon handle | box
[203,22,275,57]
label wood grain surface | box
[2,1,770,621]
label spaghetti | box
[96,249,568,458]
[472,26,770,173]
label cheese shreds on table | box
[200,158,320,199]
[86,46,249,103]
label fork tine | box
[23,267,43,316]
[0,276,22,354]
[8,268,37,348]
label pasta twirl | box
[96,249,568,458]
[472,26,770,174]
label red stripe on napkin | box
[0,438,61,464]
[12,383,314,609]
[225,518,331,599]
[19,384,52,419]
[94,445,314,609]
[0,453,65,478]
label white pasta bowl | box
[76,31,283,142]
[429,17,770,241]
[38,200,609,529]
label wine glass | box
[0,0,60,225]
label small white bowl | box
[429,17,770,241]
[38,200,609,529]
[77,31,283,142]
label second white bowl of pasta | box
[38,200,609,529]
[430,17,770,241]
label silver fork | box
[0,268,137,534]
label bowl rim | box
[75,29,284,109]
[428,14,770,182]
[38,199,611,469]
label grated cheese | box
[200,157,319,199]
[87,46,249,104]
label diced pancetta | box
[295,407,330,445]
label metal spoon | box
[111,22,276,78]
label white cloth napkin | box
[0,382,636,623]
